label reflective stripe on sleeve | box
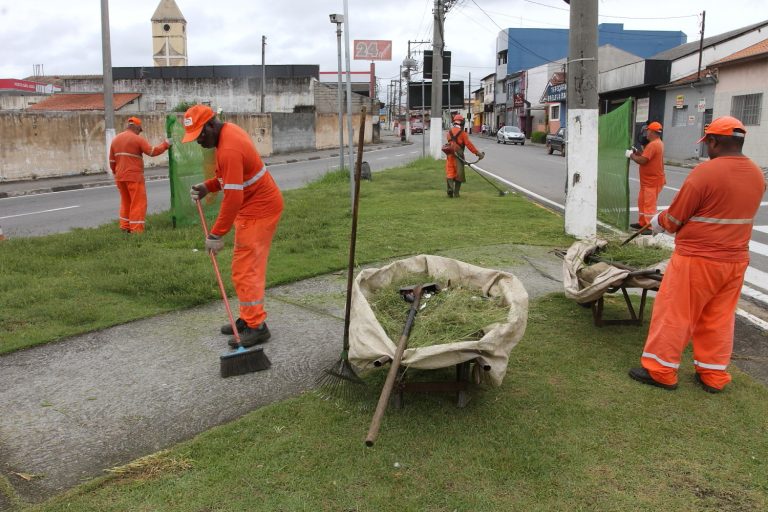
[666,213,683,226]
[641,352,680,369]
[694,359,728,371]
[115,152,143,160]
[689,216,754,225]
[223,184,244,190]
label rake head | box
[314,355,366,400]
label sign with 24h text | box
[353,40,392,61]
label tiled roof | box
[710,38,768,66]
[27,93,141,111]
[651,20,768,61]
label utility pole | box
[403,41,423,143]
[429,0,445,158]
[564,0,599,238]
[100,0,115,176]
[261,35,266,113]
[468,71,471,132]
[342,0,355,204]
[331,16,345,172]
[696,11,706,79]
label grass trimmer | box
[195,199,271,378]
[455,154,510,197]
[315,106,368,397]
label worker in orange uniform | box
[183,105,284,347]
[627,121,665,233]
[109,117,170,234]
[629,116,765,393]
[445,114,484,198]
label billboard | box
[353,40,392,61]
[407,81,465,109]
[422,51,451,79]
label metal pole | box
[335,23,345,171]
[421,77,426,157]
[100,0,115,176]
[261,35,266,113]
[343,0,355,203]
[696,11,706,80]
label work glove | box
[165,138,173,146]
[478,151,485,160]
[205,234,224,254]
[625,149,634,158]
[650,212,666,234]
[190,183,208,203]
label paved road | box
[0,140,428,238]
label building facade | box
[152,0,188,67]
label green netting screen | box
[166,115,221,228]
[597,98,632,230]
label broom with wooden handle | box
[195,199,271,378]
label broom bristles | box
[220,346,271,378]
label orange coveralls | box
[641,156,765,390]
[202,123,284,328]
[109,131,169,233]
[445,126,480,181]
[636,138,665,226]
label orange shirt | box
[659,156,765,262]
[638,138,665,187]
[109,130,169,182]
[203,123,284,236]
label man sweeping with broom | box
[182,105,284,350]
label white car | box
[496,125,525,145]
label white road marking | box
[628,177,680,192]
[0,205,80,219]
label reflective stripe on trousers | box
[116,181,147,233]
[641,253,747,389]
[231,212,282,327]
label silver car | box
[496,125,525,145]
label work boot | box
[630,223,642,229]
[446,180,454,198]
[221,317,247,335]
[453,181,462,198]
[228,322,271,348]
[694,373,722,394]
[628,367,677,390]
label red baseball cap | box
[127,116,142,126]
[647,121,662,133]
[182,105,215,143]
[696,116,746,143]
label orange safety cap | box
[696,115,746,143]
[182,105,215,143]
[453,114,464,123]
[647,121,662,133]
[127,116,142,126]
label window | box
[672,105,688,127]
[731,93,762,125]
[154,100,166,111]
[497,50,507,66]
[550,104,560,121]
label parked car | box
[546,127,566,156]
[410,120,424,135]
[496,125,525,145]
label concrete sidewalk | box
[0,133,411,199]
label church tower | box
[151,0,187,66]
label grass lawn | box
[0,158,571,355]
[30,293,768,511]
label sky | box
[1,0,765,102]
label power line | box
[521,0,698,20]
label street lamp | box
[329,14,345,173]
[402,57,417,142]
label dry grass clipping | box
[367,274,509,348]
[594,241,671,269]
[105,450,193,481]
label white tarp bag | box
[562,238,667,304]
[348,254,528,386]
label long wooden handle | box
[365,288,422,447]
[620,222,653,247]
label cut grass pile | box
[593,240,672,268]
[367,274,509,348]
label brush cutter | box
[315,106,368,396]
[365,282,440,447]
[195,199,271,378]
[454,153,510,197]
[620,222,653,247]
